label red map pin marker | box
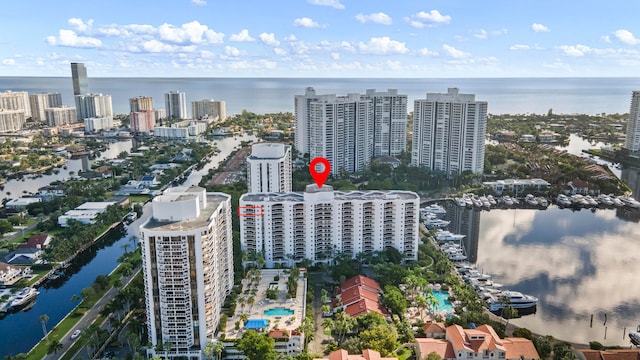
[309,157,331,188]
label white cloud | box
[2,58,15,65]
[558,44,591,56]
[442,44,470,58]
[614,29,640,45]
[46,30,102,48]
[418,48,438,56]
[225,46,241,56]
[191,0,207,6]
[259,33,280,46]
[357,37,409,55]
[230,29,255,42]
[68,18,94,33]
[140,39,196,53]
[274,48,288,56]
[386,60,402,70]
[510,44,530,50]
[331,52,340,60]
[601,36,611,44]
[158,21,224,44]
[474,29,488,40]
[355,12,392,25]
[293,17,324,28]
[307,0,344,9]
[405,10,451,28]
[532,23,550,32]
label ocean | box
[2,77,640,116]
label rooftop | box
[241,188,419,202]
[142,191,228,232]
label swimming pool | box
[430,290,455,313]
[263,307,295,316]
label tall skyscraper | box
[45,106,76,126]
[164,91,187,119]
[140,186,233,359]
[365,89,408,157]
[625,91,640,153]
[130,110,156,133]
[294,87,321,155]
[129,96,154,112]
[191,99,226,121]
[411,88,487,177]
[246,143,292,193]
[71,63,89,96]
[29,93,62,121]
[240,184,419,267]
[74,94,113,121]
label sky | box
[2,0,640,78]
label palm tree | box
[502,305,519,333]
[47,339,64,354]
[39,314,49,341]
[425,289,439,316]
[240,313,249,327]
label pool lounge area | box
[431,290,455,313]
[264,307,295,316]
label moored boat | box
[10,287,39,308]
[486,290,538,312]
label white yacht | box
[435,230,466,242]
[502,195,514,206]
[571,194,589,207]
[556,194,572,207]
[480,196,491,209]
[611,195,625,207]
[536,197,549,208]
[597,194,614,206]
[455,197,467,207]
[471,195,483,208]
[584,195,598,207]
[422,204,447,215]
[619,195,640,208]
[524,194,538,206]
[487,195,497,206]
[463,194,474,208]
[449,252,468,261]
[10,287,40,308]
[486,290,538,312]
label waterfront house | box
[2,248,42,265]
[482,178,551,195]
[580,349,640,360]
[415,324,540,360]
[566,178,590,195]
[0,262,31,286]
[18,234,52,249]
[5,197,41,210]
[57,201,117,227]
[538,130,559,143]
[317,349,399,360]
[37,185,66,201]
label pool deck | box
[223,269,307,338]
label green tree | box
[358,324,399,357]
[237,330,277,360]
[0,220,14,236]
[426,351,443,360]
[381,285,408,321]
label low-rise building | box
[18,234,52,249]
[84,116,114,133]
[482,178,550,195]
[317,349,399,360]
[5,197,42,210]
[0,262,31,286]
[333,275,386,318]
[58,201,117,227]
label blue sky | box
[2,0,640,77]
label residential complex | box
[0,109,26,133]
[191,99,226,121]
[239,184,419,267]
[129,96,154,112]
[84,116,114,133]
[44,106,77,127]
[246,143,292,193]
[71,62,89,96]
[411,88,487,177]
[165,90,188,120]
[625,91,640,153]
[415,324,539,360]
[365,89,408,157]
[74,93,113,121]
[130,110,156,133]
[139,186,234,359]
[29,93,62,121]
[153,120,208,139]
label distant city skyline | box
[2,1,640,78]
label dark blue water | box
[0,225,130,358]
[2,77,640,116]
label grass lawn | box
[129,195,151,203]
[27,266,54,286]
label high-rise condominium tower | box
[129,96,154,113]
[164,91,187,119]
[29,93,62,122]
[365,89,408,157]
[625,91,640,153]
[74,93,113,121]
[246,143,292,193]
[71,62,89,96]
[140,186,233,359]
[240,184,419,267]
[411,88,487,177]
[191,99,226,121]
[295,88,373,175]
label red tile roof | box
[503,338,541,360]
[319,349,398,360]
[422,321,447,335]
[344,298,387,318]
[339,286,381,307]
[340,275,382,294]
[18,234,50,249]
[415,338,455,360]
[580,349,640,360]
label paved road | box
[307,272,333,355]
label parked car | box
[71,329,81,340]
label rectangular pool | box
[263,307,295,316]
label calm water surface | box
[475,206,640,347]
